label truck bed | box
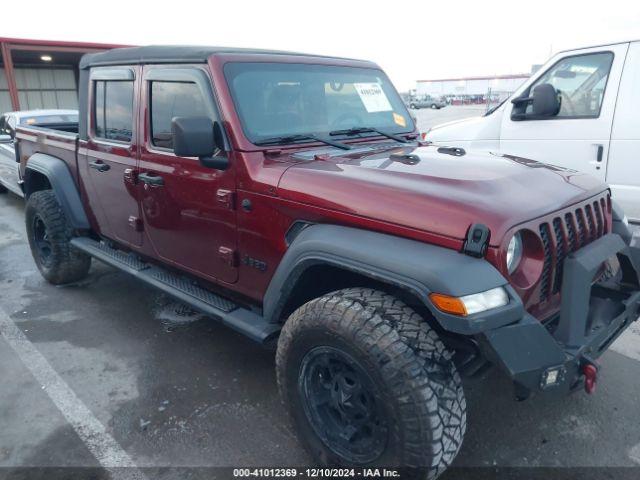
[15,124,80,185]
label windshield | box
[224,62,414,144]
[19,113,79,125]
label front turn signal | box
[429,287,509,316]
[429,293,467,316]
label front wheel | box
[25,190,91,284]
[431,104,438,109]
[276,288,466,477]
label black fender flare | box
[24,153,90,230]
[611,199,632,245]
[263,224,524,334]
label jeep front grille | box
[538,195,610,303]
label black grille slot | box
[593,201,603,237]
[565,212,577,252]
[552,218,565,294]
[539,223,553,302]
[600,198,608,233]
[585,204,596,239]
[576,209,587,246]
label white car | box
[0,109,78,197]
[425,40,640,224]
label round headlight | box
[506,232,523,274]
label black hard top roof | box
[80,45,368,69]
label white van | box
[425,40,640,224]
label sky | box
[5,0,640,91]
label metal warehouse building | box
[0,37,122,113]
[416,74,530,99]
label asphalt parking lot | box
[412,104,486,133]
[1,134,640,479]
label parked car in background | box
[0,109,79,196]
[425,40,640,224]
[407,95,447,109]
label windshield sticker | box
[393,112,407,127]
[354,83,393,113]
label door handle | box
[138,172,164,186]
[89,160,110,172]
[596,145,604,163]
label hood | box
[426,108,502,143]
[277,143,607,246]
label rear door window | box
[93,80,134,142]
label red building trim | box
[1,42,20,110]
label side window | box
[527,52,614,118]
[0,116,8,136]
[150,81,208,150]
[93,80,134,142]
[0,115,16,137]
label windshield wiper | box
[254,134,351,150]
[328,127,409,143]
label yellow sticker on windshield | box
[393,112,406,127]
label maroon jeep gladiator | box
[14,46,640,476]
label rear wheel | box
[25,190,91,284]
[431,104,438,109]
[277,288,466,478]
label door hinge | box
[218,246,238,267]
[124,168,138,185]
[216,189,235,210]
[128,215,143,232]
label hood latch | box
[463,223,491,258]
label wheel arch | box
[272,261,438,330]
[23,153,90,230]
[263,224,522,334]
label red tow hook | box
[582,364,598,394]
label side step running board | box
[70,237,280,343]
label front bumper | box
[479,233,640,396]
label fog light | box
[540,366,565,389]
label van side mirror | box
[0,134,12,144]
[511,83,560,120]
[171,116,229,170]
[530,83,560,117]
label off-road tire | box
[276,288,466,478]
[25,190,91,284]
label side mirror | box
[530,83,560,117]
[171,116,229,170]
[511,83,560,120]
[0,134,12,144]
